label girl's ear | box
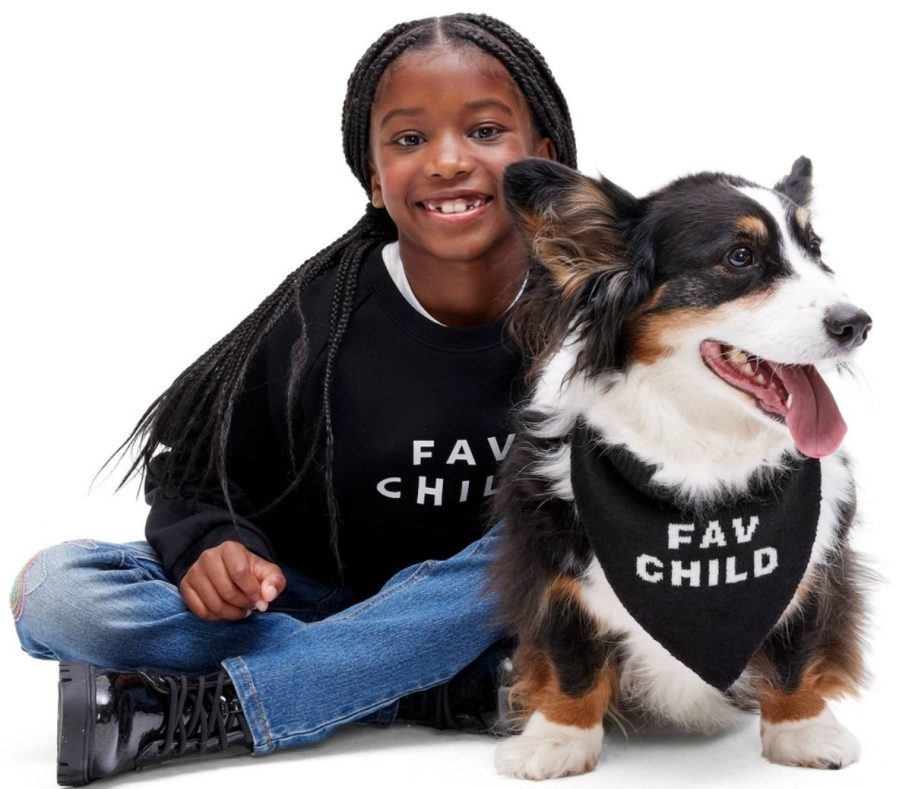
[535,136,557,161]
[368,162,385,210]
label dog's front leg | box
[759,675,859,770]
[495,576,616,780]
[757,560,867,770]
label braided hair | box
[103,13,577,578]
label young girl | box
[10,12,577,785]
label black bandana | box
[570,420,821,691]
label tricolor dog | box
[488,157,872,778]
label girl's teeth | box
[425,198,484,214]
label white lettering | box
[446,440,476,466]
[726,555,748,583]
[668,523,695,550]
[413,440,435,466]
[732,515,759,544]
[671,560,701,587]
[754,547,778,577]
[483,475,496,497]
[376,477,401,499]
[637,554,664,583]
[707,558,720,587]
[459,480,470,503]
[700,520,728,549]
[417,476,444,506]
[487,434,515,462]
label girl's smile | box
[367,46,555,325]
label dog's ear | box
[503,157,652,375]
[774,156,813,207]
[503,158,643,299]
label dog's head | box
[502,157,871,459]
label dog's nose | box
[824,303,873,350]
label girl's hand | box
[179,540,287,621]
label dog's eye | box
[727,246,754,268]
[808,232,822,257]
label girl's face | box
[368,46,556,273]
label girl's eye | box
[727,246,754,268]
[471,125,502,140]
[394,133,424,147]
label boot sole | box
[58,662,94,786]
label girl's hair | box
[103,12,577,578]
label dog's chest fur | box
[525,354,855,731]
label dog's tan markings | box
[527,180,628,300]
[791,567,821,609]
[794,206,811,228]
[628,291,777,367]
[512,207,550,246]
[514,648,616,731]
[735,215,768,240]
[506,578,617,731]
[547,574,584,604]
[629,307,706,365]
[760,659,859,725]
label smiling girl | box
[11,13,576,785]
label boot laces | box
[154,669,250,757]
[407,684,461,730]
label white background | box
[1,1,907,787]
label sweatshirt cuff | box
[171,524,278,585]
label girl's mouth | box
[418,194,494,217]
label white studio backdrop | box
[1,1,907,787]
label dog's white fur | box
[495,712,604,780]
[761,707,860,769]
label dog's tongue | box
[772,364,847,457]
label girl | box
[10,12,576,785]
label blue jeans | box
[10,528,509,755]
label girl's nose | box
[424,133,473,179]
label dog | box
[487,156,872,779]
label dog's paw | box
[494,712,603,780]
[761,708,860,769]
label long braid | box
[100,13,577,583]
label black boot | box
[57,661,253,786]
[395,649,516,735]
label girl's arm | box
[142,305,308,601]
[143,449,279,585]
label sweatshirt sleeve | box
[143,317,296,585]
[142,257,341,586]
[143,452,279,584]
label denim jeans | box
[10,526,510,755]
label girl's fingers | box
[179,582,211,621]
[185,571,250,621]
[202,549,258,608]
[220,543,265,603]
[255,564,287,601]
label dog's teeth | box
[730,349,749,365]
[754,373,766,385]
[740,362,754,376]
[786,393,793,410]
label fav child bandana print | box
[570,420,821,691]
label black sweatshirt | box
[144,241,527,599]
